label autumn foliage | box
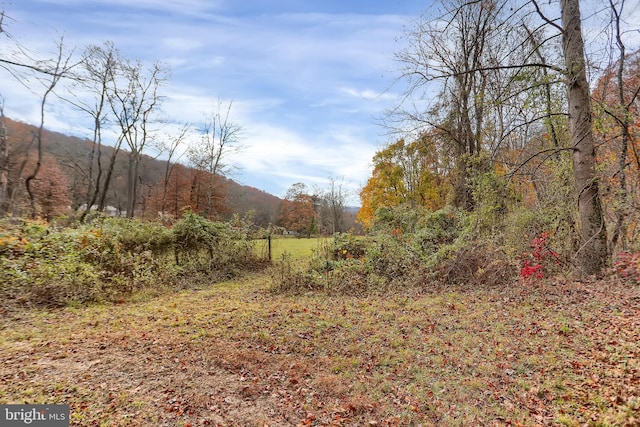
[519,233,561,285]
[358,137,448,228]
[278,182,317,236]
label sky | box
[0,0,431,204]
[2,1,639,206]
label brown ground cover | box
[1,273,638,426]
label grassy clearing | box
[255,236,331,261]
[1,272,638,426]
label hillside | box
[4,118,282,224]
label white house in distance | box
[77,204,126,217]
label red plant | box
[615,251,640,284]
[520,232,560,285]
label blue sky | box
[1,0,431,204]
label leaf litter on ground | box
[0,271,638,426]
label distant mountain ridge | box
[4,118,283,224]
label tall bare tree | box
[109,58,166,217]
[23,37,76,219]
[0,11,7,215]
[592,0,640,252]
[324,176,348,234]
[67,42,120,221]
[188,100,243,219]
[159,122,189,216]
[0,98,7,215]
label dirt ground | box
[1,272,639,426]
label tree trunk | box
[80,116,104,222]
[97,137,122,212]
[0,106,8,215]
[25,91,51,219]
[126,152,139,218]
[560,0,607,275]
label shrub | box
[615,251,640,284]
[332,232,367,260]
[519,232,561,285]
[172,211,264,280]
[1,219,105,307]
[0,213,265,309]
[412,207,461,257]
[437,241,516,287]
[271,206,470,295]
[269,253,324,294]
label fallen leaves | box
[0,273,638,425]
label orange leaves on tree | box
[279,182,317,235]
[358,135,448,228]
[30,154,71,219]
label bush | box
[271,208,461,295]
[1,219,106,307]
[437,241,516,287]
[615,251,640,284]
[269,253,325,294]
[0,213,265,309]
[173,211,263,280]
[518,232,562,285]
[332,232,367,260]
[412,207,461,257]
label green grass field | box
[254,236,331,261]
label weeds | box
[1,273,637,426]
[0,213,266,308]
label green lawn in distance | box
[255,236,331,261]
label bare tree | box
[23,37,76,219]
[159,122,189,215]
[188,100,243,219]
[593,0,640,251]
[1,11,82,218]
[0,12,7,215]
[0,98,7,215]
[324,176,348,234]
[68,42,120,221]
[108,58,167,217]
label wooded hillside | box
[2,118,282,225]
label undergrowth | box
[270,205,521,295]
[0,212,266,309]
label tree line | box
[0,11,247,223]
[359,0,639,276]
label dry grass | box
[0,272,638,426]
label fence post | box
[268,234,272,262]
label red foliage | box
[25,154,71,219]
[520,233,560,285]
[279,183,317,234]
[614,251,640,284]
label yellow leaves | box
[77,235,90,249]
[359,137,448,225]
[0,235,28,255]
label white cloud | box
[162,38,204,52]
[340,87,397,101]
[2,1,413,202]
[220,120,375,203]
[32,0,224,16]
